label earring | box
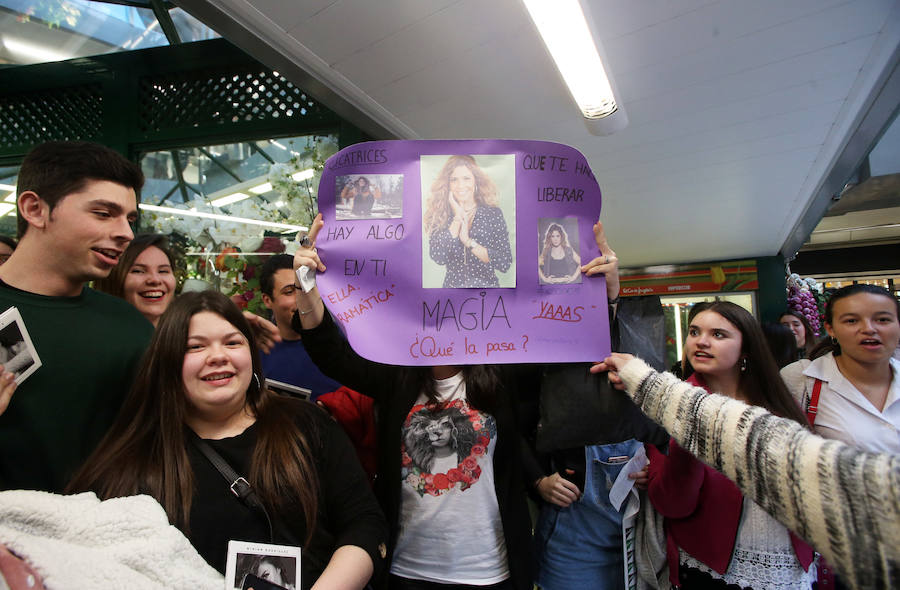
[253,372,262,391]
[831,337,838,346]
[740,357,748,372]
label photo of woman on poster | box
[336,174,403,220]
[422,155,513,288]
[538,220,581,285]
[340,176,382,217]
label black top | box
[0,285,153,492]
[186,401,387,589]
[541,247,578,279]
[295,311,541,590]
[352,191,375,216]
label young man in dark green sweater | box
[0,141,154,492]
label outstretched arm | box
[595,353,900,590]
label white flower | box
[239,236,263,252]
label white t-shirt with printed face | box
[390,372,509,584]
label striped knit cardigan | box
[617,357,900,590]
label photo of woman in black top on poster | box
[538,219,581,285]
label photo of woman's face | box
[550,230,562,246]
[449,165,476,203]
[257,561,285,585]
[425,416,453,448]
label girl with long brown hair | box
[423,155,512,288]
[647,301,815,589]
[779,309,816,359]
[69,290,387,590]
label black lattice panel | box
[0,85,103,148]
[139,68,327,133]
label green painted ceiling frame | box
[0,38,364,166]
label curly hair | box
[404,406,477,473]
[423,155,499,236]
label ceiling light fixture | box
[139,204,306,232]
[0,184,15,192]
[209,192,250,207]
[292,169,315,181]
[522,0,628,135]
[0,204,17,217]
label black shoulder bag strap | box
[190,435,274,543]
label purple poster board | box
[315,139,609,365]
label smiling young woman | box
[94,234,177,326]
[781,284,900,453]
[68,291,387,589]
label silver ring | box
[604,255,609,264]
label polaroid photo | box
[0,306,41,384]
[225,540,302,590]
[265,378,312,401]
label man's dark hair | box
[0,236,16,251]
[259,253,295,297]
[16,141,144,238]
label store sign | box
[314,139,610,365]
[620,260,758,296]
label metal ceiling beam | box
[149,0,182,45]
[781,37,900,260]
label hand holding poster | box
[310,139,610,365]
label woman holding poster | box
[292,214,539,590]
[423,155,512,288]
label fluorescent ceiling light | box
[3,194,15,203]
[0,204,16,217]
[0,184,15,192]
[292,169,315,181]
[523,0,628,134]
[139,203,306,232]
[2,38,73,63]
[209,192,250,207]
[204,168,314,205]
[184,250,283,257]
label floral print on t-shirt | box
[400,398,497,497]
